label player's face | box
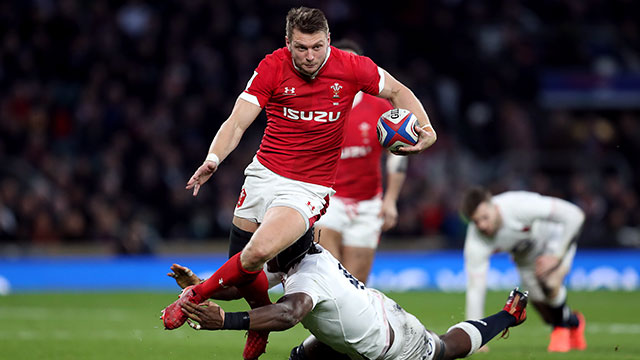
[286,29,330,77]
[471,202,501,237]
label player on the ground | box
[169,234,529,360]
[314,39,407,283]
[161,7,437,359]
[460,187,587,352]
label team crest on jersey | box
[284,87,296,95]
[359,122,370,143]
[331,82,342,99]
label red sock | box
[238,270,272,309]
[195,252,261,299]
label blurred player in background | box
[161,6,437,359]
[314,39,407,284]
[168,234,529,360]
[461,187,587,352]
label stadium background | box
[1,0,639,253]
[1,1,640,359]
[1,0,639,289]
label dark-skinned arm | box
[181,292,313,332]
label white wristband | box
[205,153,220,166]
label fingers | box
[181,300,198,313]
[187,318,202,330]
[181,305,202,323]
[200,300,215,307]
[168,264,194,276]
[193,183,200,196]
[182,309,201,322]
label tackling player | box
[161,6,437,359]
[169,234,529,360]
[314,39,408,284]
[461,187,587,352]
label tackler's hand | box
[182,300,225,331]
[167,263,201,289]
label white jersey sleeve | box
[540,197,585,257]
[506,192,584,258]
[283,271,321,309]
[464,225,493,320]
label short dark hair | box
[332,39,363,55]
[285,7,329,39]
[461,186,492,219]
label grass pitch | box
[0,290,638,359]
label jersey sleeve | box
[513,193,585,257]
[239,55,278,108]
[543,197,585,257]
[351,55,385,96]
[464,225,493,320]
[284,272,323,310]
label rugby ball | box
[376,108,419,151]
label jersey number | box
[338,263,365,290]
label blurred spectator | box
[0,0,639,251]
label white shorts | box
[233,157,335,231]
[381,291,437,360]
[315,195,384,249]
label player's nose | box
[305,49,314,60]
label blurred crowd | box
[1,0,639,254]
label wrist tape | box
[222,311,250,330]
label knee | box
[241,241,274,270]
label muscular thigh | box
[242,206,307,270]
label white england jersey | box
[464,191,585,320]
[267,247,394,360]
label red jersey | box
[239,46,384,187]
[333,93,393,200]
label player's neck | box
[495,204,503,230]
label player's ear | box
[327,32,331,45]
[285,36,290,49]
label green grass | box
[0,291,639,359]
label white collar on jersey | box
[292,46,331,79]
[352,91,363,108]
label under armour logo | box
[218,278,229,288]
[306,201,315,212]
[284,87,296,95]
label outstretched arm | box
[377,69,436,154]
[186,97,262,196]
[181,292,313,332]
[380,154,407,231]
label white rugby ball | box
[376,108,419,151]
